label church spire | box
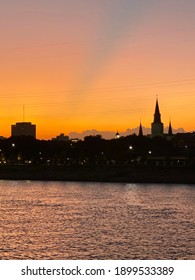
[168,120,173,135]
[139,121,143,136]
[151,97,164,136]
[153,97,161,123]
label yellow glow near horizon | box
[0,1,195,139]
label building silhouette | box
[168,120,173,135]
[115,131,120,139]
[52,133,69,141]
[139,122,143,137]
[151,98,164,136]
[11,122,36,138]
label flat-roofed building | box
[52,133,69,141]
[11,122,36,138]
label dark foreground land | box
[0,164,195,184]
[1,134,195,183]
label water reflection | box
[0,181,194,259]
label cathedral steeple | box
[139,122,143,137]
[153,97,161,123]
[168,120,173,135]
[151,97,164,136]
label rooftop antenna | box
[23,104,25,122]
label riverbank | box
[0,164,195,184]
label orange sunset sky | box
[0,0,195,139]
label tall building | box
[11,122,36,138]
[151,98,164,136]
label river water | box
[0,180,194,259]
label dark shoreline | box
[0,164,195,184]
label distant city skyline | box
[0,1,195,139]
[67,126,185,140]
[0,96,190,140]
[5,121,186,140]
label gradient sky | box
[0,0,195,139]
